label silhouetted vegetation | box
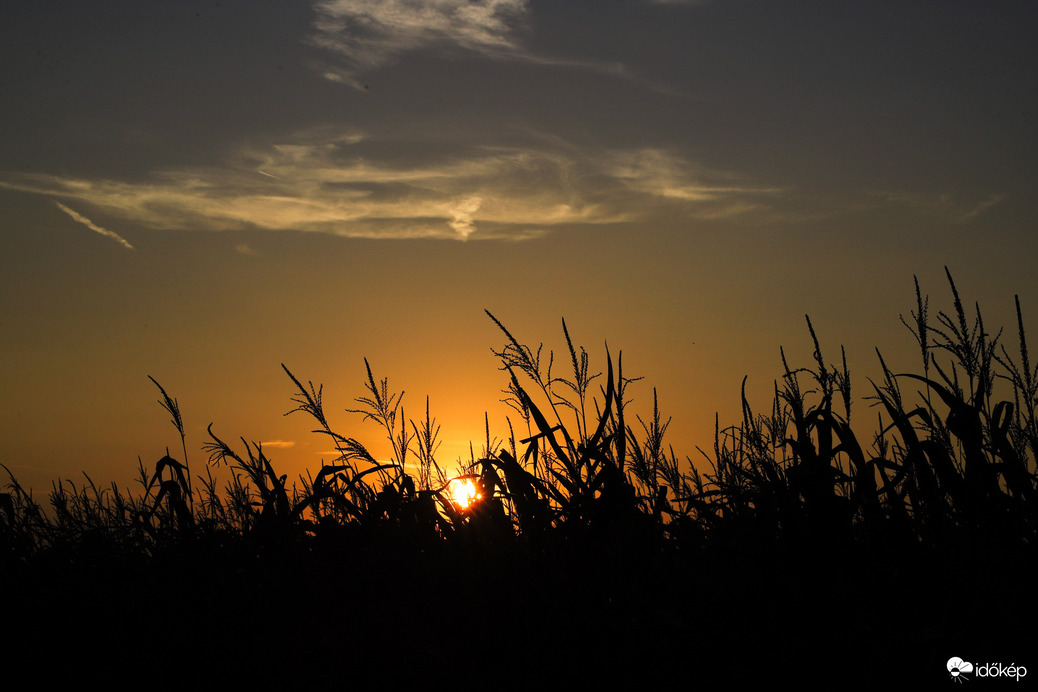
[2,269,1035,684]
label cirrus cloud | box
[2,128,782,242]
[310,0,529,87]
[53,201,135,250]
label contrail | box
[53,201,135,250]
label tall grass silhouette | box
[2,268,1034,684]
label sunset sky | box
[2,1,1037,493]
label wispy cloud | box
[307,0,636,87]
[607,149,783,207]
[2,129,780,241]
[53,201,135,250]
[261,440,296,449]
[446,195,482,239]
[310,0,529,87]
[871,191,1006,224]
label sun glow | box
[449,476,483,511]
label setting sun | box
[449,476,483,511]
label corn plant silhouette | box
[2,269,1036,686]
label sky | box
[2,0,1038,494]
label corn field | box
[2,269,1035,685]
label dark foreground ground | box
[5,526,1033,688]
